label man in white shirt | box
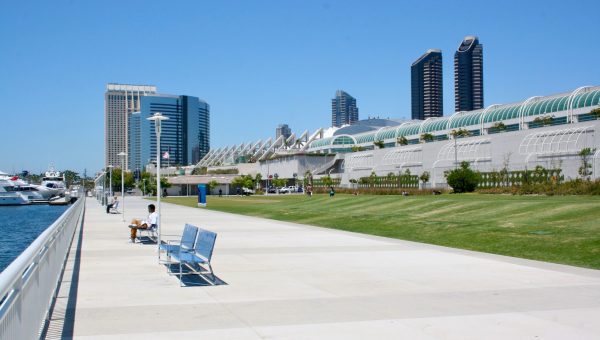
[106,195,118,214]
[128,204,158,243]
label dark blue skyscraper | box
[455,36,484,112]
[127,112,142,171]
[411,49,443,120]
[332,90,359,127]
[136,94,210,169]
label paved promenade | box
[70,196,600,339]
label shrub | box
[445,161,480,193]
[397,136,408,146]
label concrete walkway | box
[71,196,600,339]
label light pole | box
[118,152,127,222]
[147,112,169,261]
[107,165,113,199]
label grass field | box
[161,194,600,269]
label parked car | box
[242,187,255,195]
[267,186,277,194]
[278,186,291,194]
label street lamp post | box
[118,152,127,222]
[107,165,113,199]
[147,112,169,261]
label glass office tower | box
[104,83,156,169]
[411,49,443,120]
[138,94,210,169]
[455,36,484,112]
[332,90,359,127]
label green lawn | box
[161,194,600,269]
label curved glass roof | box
[355,133,375,144]
[306,87,600,151]
[421,118,450,133]
[396,123,421,137]
[574,90,600,109]
[332,135,355,145]
[483,105,520,123]
[375,127,397,141]
[523,95,569,117]
[310,137,333,148]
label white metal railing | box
[0,195,85,340]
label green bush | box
[445,162,480,193]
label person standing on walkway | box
[128,204,158,243]
[219,188,222,197]
[329,186,335,197]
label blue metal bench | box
[169,229,217,286]
[158,224,198,263]
[137,222,158,243]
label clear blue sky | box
[1,0,599,175]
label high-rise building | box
[137,94,210,169]
[105,83,157,169]
[454,36,484,112]
[127,112,142,172]
[332,90,359,127]
[411,49,443,120]
[276,124,292,140]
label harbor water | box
[0,205,69,271]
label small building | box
[166,175,237,196]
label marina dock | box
[56,197,600,339]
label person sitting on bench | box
[128,204,158,243]
[106,195,118,214]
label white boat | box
[0,179,31,205]
[40,168,67,197]
[8,177,50,201]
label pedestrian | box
[237,187,241,196]
[127,204,158,243]
[218,188,222,197]
[106,195,118,214]
[163,188,168,197]
[329,186,335,197]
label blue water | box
[0,205,69,272]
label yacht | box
[40,169,67,197]
[0,178,31,205]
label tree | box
[322,176,333,187]
[207,180,219,194]
[231,175,254,190]
[138,172,170,196]
[111,168,136,192]
[445,161,480,193]
[500,152,512,186]
[191,167,207,175]
[450,128,471,139]
[420,133,434,143]
[271,178,287,189]
[351,145,365,152]
[533,115,554,126]
[254,173,263,189]
[397,136,408,146]
[303,170,313,187]
[591,108,600,119]
[369,171,378,187]
[63,170,80,187]
[373,140,385,149]
[419,171,430,184]
[578,148,594,180]
[492,122,506,132]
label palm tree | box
[450,129,471,169]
